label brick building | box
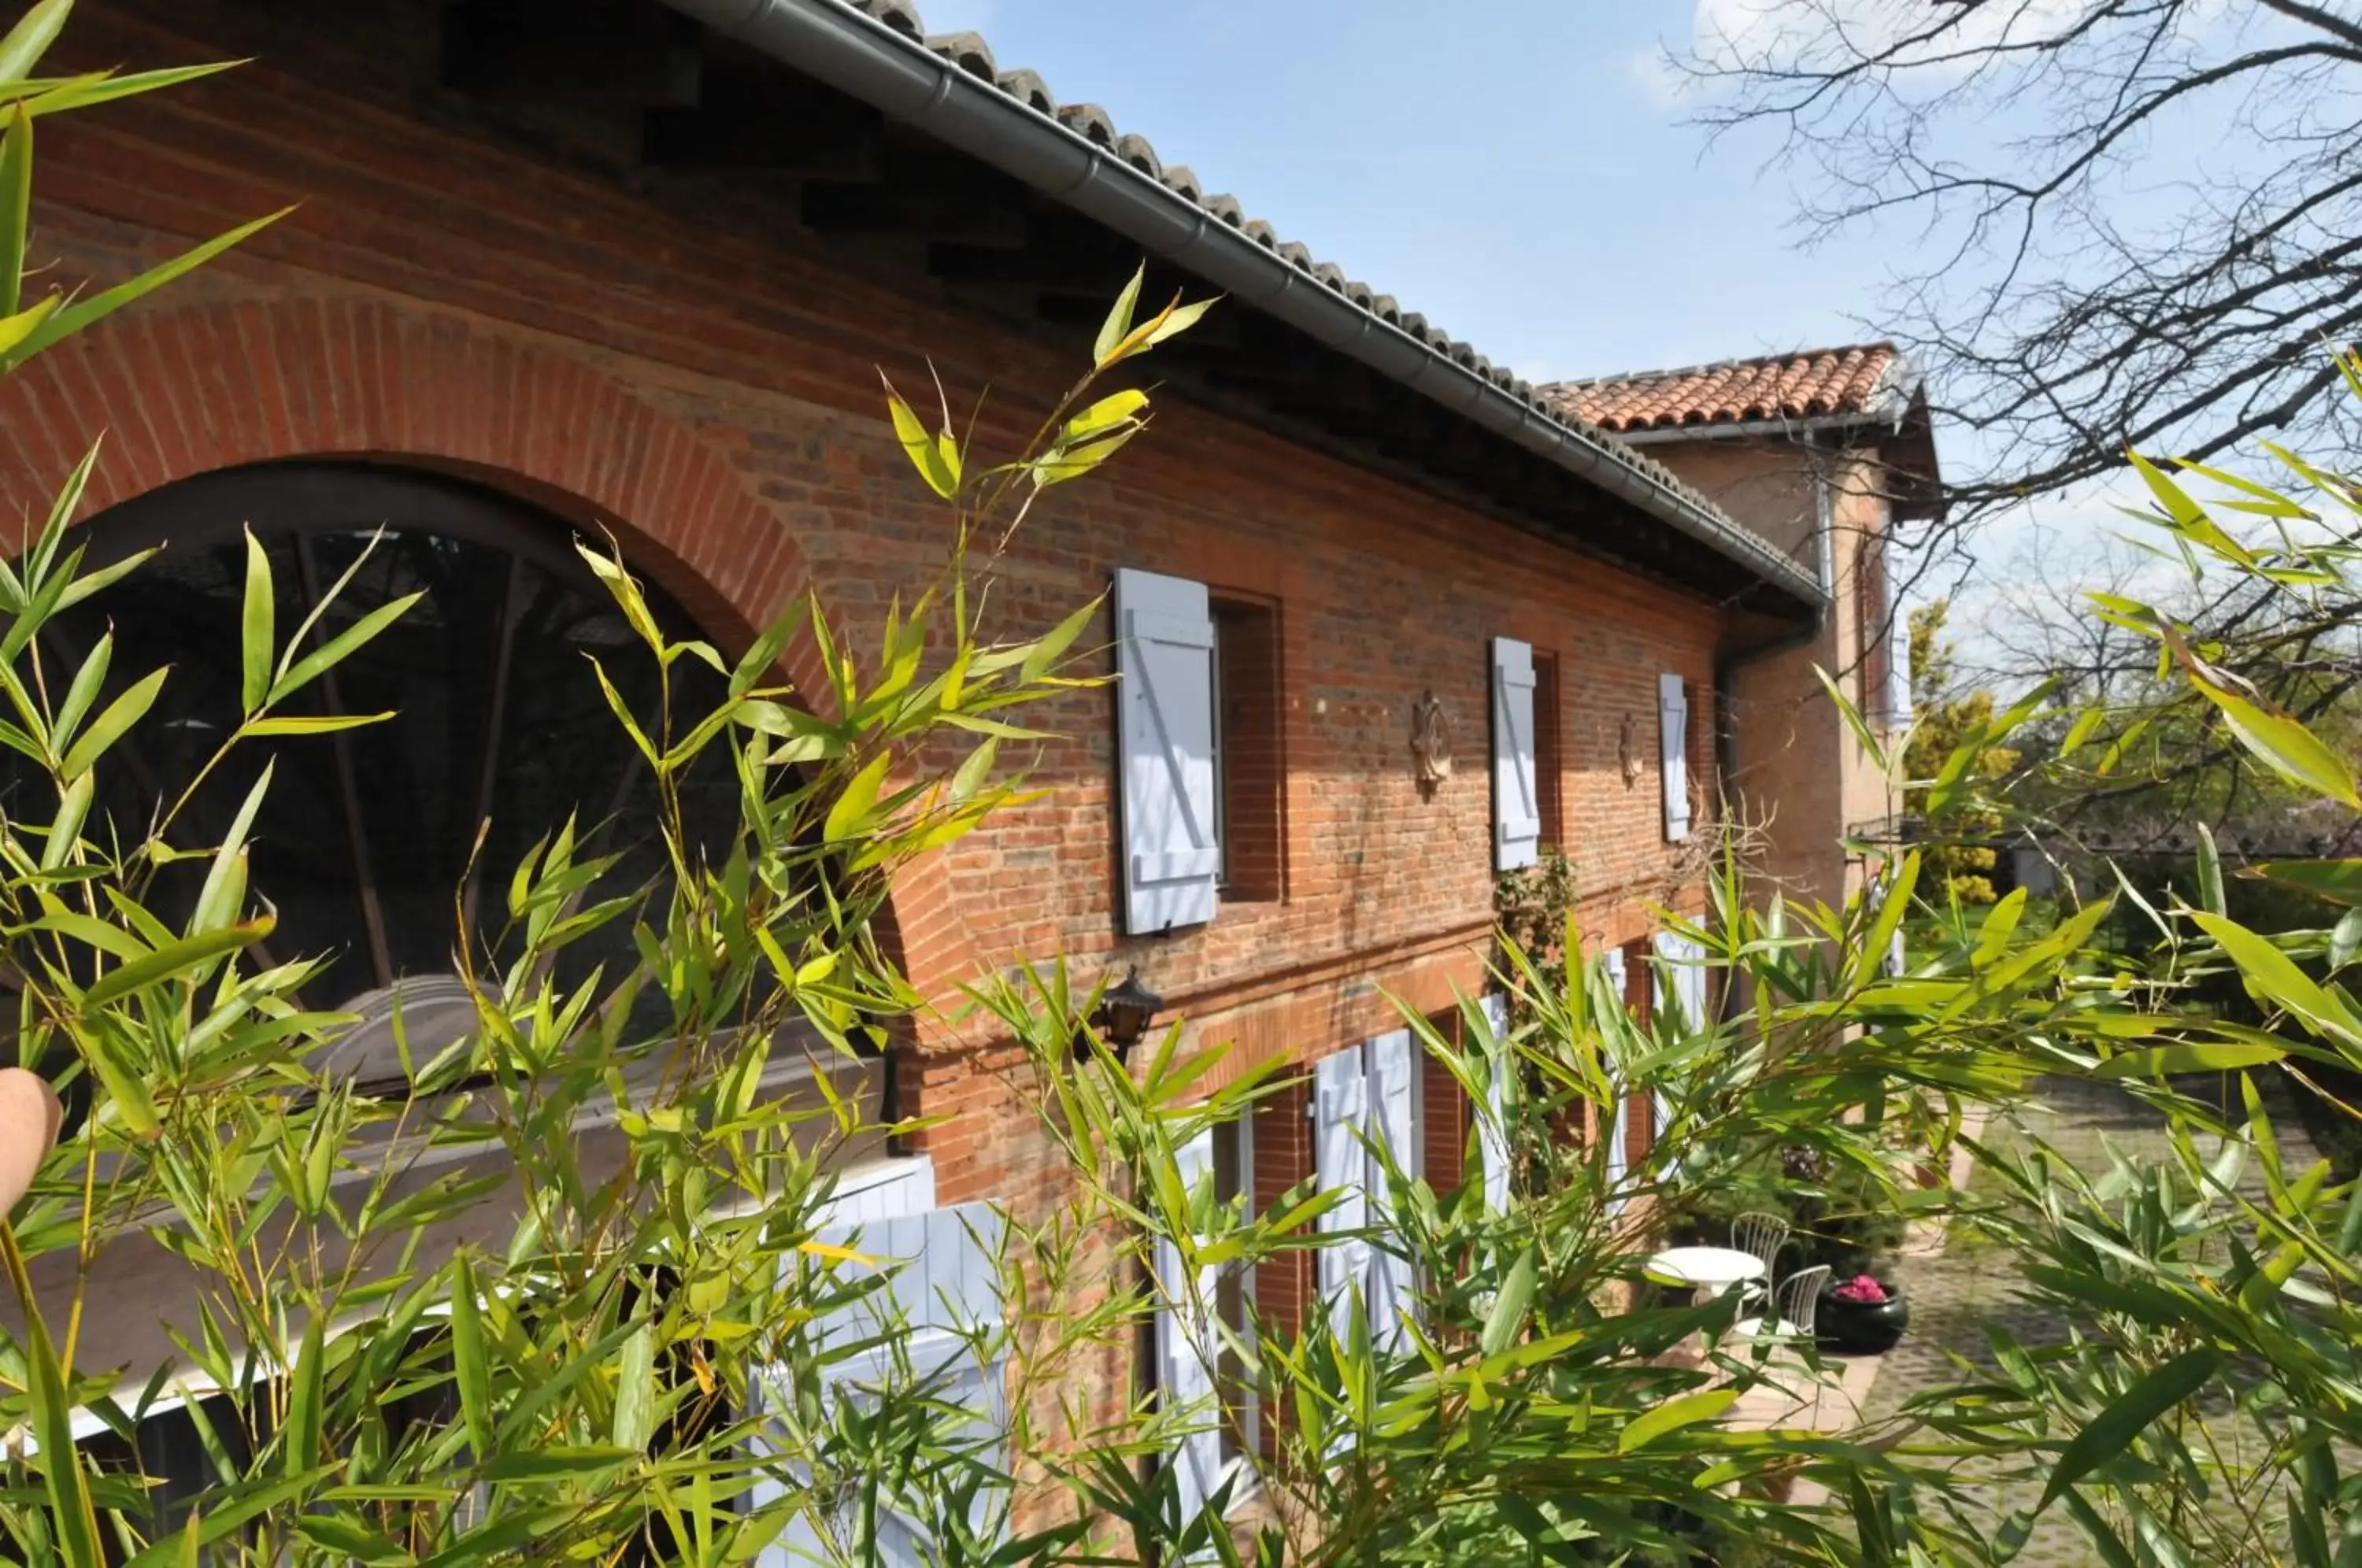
[1550,346,1938,910]
[7,0,1845,1545]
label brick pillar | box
[1623,938,1655,1170]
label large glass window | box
[6,461,737,1090]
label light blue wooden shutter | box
[1476,993,1512,1211]
[1312,1048,1370,1344]
[1115,568,1220,934]
[1659,673,1691,842]
[1491,638,1541,871]
[1155,1128,1223,1523]
[1364,1029,1417,1346]
[758,1200,1008,1567]
[1651,933,1709,1180]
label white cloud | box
[1626,46,1696,109]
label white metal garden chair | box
[1734,1264,1830,1345]
[1728,1211,1790,1307]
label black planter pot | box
[1818,1286,1909,1353]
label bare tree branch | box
[1675,0,2362,545]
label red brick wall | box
[23,0,1731,1274]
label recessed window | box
[1212,594,1283,903]
[1209,1113,1260,1470]
[1157,1108,1261,1511]
[1531,650,1564,849]
[1858,532,1894,728]
[9,462,739,1095]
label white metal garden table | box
[1642,1245,1768,1303]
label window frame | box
[1207,590,1286,904]
[1531,649,1564,849]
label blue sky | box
[905,0,2297,678]
[912,0,1887,385]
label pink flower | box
[1832,1274,1889,1304]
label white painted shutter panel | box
[1601,949,1630,1209]
[1364,1029,1417,1346]
[1156,1129,1223,1524]
[759,1200,1009,1568]
[1653,933,1709,1179]
[1491,637,1541,871]
[1115,568,1220,934]
[1476,993,1512,1211]
[1312,1048,1371,1345]
[1659,672,1691,842]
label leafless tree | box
[1675,1,2362,541]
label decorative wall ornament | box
[1410,689,1452,791]
[1618,712,1644,786]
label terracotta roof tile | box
[1547,344,1914,435]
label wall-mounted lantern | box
[1082,966,1165,1062]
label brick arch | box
[0,294,977,1001]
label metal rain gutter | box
[1611,409,1904,446]
[661,0,1826,614]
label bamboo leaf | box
[245,711,395,737]
[1480,1249,1536,1359]
[191,760,270,935]
[449,1254,494,1461]
[1060,390,1148,445]
[290,1516,415,1566]
[824,749,893,842]
[1094,264,1143,365]
[0,290,57,355]
[0,103,28,316]
[0,0,70,86]
[83,916,269,1006]
[2040,1347,2221,1510]
[284,1311,324,1479]
[883,382,957,499]
[612,1320,657,1452]
[54,542,154,611]
[58,664,165,778]
[49,627,109,760]
[1616,1388,1736,1452]
[10,208,290,364]
[2247,860,2362,906]
[2091,1041,2284,1079]
[2191,911,2360,1045]
[76,1021,160,1137]
[239,526,271,715]
[1020,596,1102,685]
[2194,821,2225,916]
[19,1273,102,1568]
[266,590,423,708]
[476,1446,638,1481]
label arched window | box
[11,461,738,1084]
